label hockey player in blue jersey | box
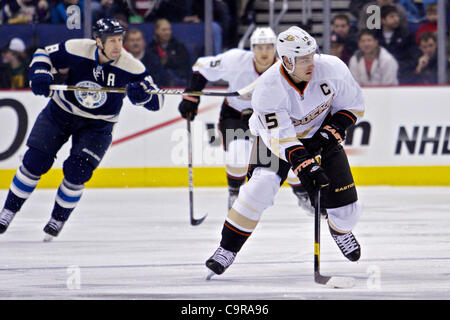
[0,18,164,240]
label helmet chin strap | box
[281,57,296,75]
[101,48,114,62]
[97,39,116,62]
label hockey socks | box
[4,165,40,213]
[52,178,84,222]
[42,179,84,239]
[227,173,246,210]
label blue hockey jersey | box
[29,39,164,122]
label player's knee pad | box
[327,200,363,232]
[233,167,281,218]
[62,155,95,185]
[22,147,55,176]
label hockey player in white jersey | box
[206,26,365,276]
[178,27,312,211]
[0,18,164,240]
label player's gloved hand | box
[178,96,200,120]
[126,80,153,105]
[293,158,330,206]
[240,108,253,129]
[307,124,345,154]
[30,69,54,97]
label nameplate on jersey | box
[291,93,335,126]
[74,81,107,109]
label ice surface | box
[0,186,449,300]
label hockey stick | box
[314,188,355,288]
[49,80,257,99]
[186,117,207,226]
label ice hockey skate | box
[206,246,237,279]
[0,209,16,234]
[329,224,361,261]
[43,217,66,242]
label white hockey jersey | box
[192,48,267,112]
[250,54,365,161]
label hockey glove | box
[126,80,153,105]
[286,145,330,206]
[178,96,200,120]
[307,124,345,154]
[30,69,54,97]
[240,108,253,130]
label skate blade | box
[206,271,216,281]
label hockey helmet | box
[250,27,277,48]
[276,26,317,73]
[92,18,125,43]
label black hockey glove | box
[306,110,357,154]
[286,145,329,206]
[179,96,200,120]
[307,124,345,154]
[179,72,208,120]
[240,108,253,129]
[126,80,153,105]
[30,69,54,97]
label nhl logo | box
[285,35,295,41]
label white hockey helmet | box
[250,27,277,48]
[277,26,317,73]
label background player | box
[178,27,312,212]
[206,26,365,277]
[0,18,164,240]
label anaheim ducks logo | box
[285,35,295,41]
[291,94,335,126]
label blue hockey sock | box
[4,165,40,213]
[52,179,84,221]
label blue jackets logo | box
[74,81,107,109]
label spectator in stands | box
[124,28,168,86]
[0,37,28,88]
[91,0,128,23]
[415,3,437,44]
[330,35,347,63]
[35,0,50,23]
[358,0,408,31]
[374,4,420,83]
[184,0,231,53]
[349,29,399,85]
[152,0,191,22]
[239,0,256,24]
[51,0,84,24]
[348,0,372,21]
[148,18,191,87]
[0,0,49,24]
[413,32,440,84]
[331,14,359,65]
[397,0,423,23]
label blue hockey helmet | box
[92,18,125,43]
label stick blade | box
[326,276,355,289]
[190,213,207,226]
[315,272,355,289]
